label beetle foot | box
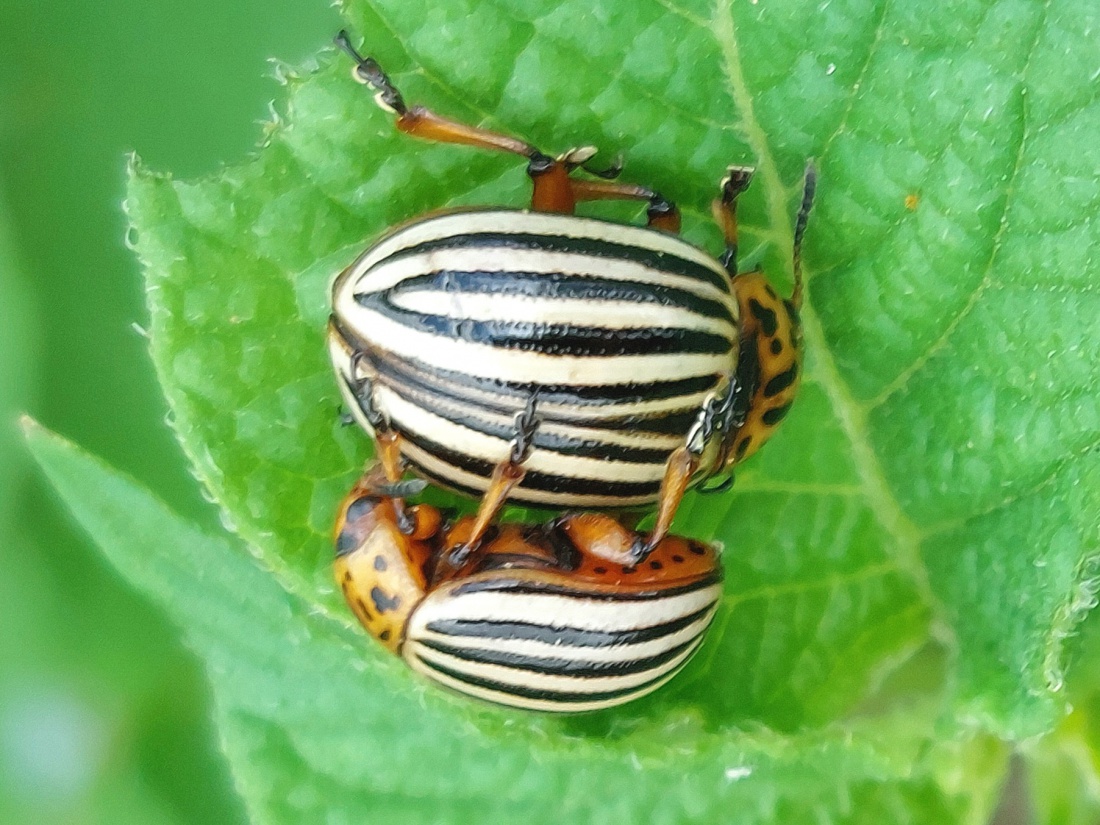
[628,535,656,564]
[443,542,474,572]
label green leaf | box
[112,0,1100,816]
[27,421,1007,824]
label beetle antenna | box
[791,162,816,309]
[333,30,408,115]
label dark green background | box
[0,3,336,821]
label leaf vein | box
[710,0,938,617]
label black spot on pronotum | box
[689,544,706,556]
[355,598,374,621]
[762,402,793,425]
[769,338,782,355]
[335,530,359,557]
[370,587,401,614]
[672,554,685,564]
[345,495,379,522]
[593,566,608,575]
[380,629,392,642]
[735,436,752,459]
[621,565,637,575]
[749,298,778,336]
[649,560,663,570]
[373,555,388,572]
[764,364,798,397]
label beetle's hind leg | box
[336,31,680,232]
[338,345,420,534]
[335,31,541,161]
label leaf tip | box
[20,414,43,442]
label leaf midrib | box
[710,0,940,620]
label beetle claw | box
[628,535,654,564]
[443,542,473,572]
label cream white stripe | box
[404,652,689,712]
[412,611,717,664]
[386,377,685,452]
[351,246,736,312]
[401,442,657,507]
[408,636,693,693]
[386,291,736,338]
[333,324,713,423]
[336,300,731,385]
[401,361,715,420]
[381,389,670,482]
[513,392,713,422]
[410,583,722,634]
[354,210,729,281]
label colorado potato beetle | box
[327,31,815,570]
[334,466,723,712]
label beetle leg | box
[568,178,682,233]
[634,447,697,562]
[526,150,681,232]
[336,32,682,232]
[711,165,754,274]
[442,393,541,571]
[336,30,540,158]
[345,351,417,534]
[632,375,743,559]
[721,165,816,465]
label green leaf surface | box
[113,0,1100,817]
[27,422,1008,824]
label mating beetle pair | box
[327,31,814,711]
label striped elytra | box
[334,474,723,712]
[329,208,741,509]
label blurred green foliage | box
[5,0,1100,822]
[0,2,336,821]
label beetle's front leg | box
[439,394,541,573]
[633,376,746,560]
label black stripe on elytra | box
[382,379,672,465]
[386,270,735,325]
[763,363,798,397]
[358,291,731,357]
[748,298,779,336]
[425,604,717,648]
[378,230,732,295]
[402,460,484,500]
[369,344,721,412]
[403,460,654,510]
[378,350,708,436]
[448,571,722,602]
[418,637,695,679]
[397,428,664,498]
[416,656,682,704]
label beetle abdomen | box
[403,572,722,712]
[331,209,739,508]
